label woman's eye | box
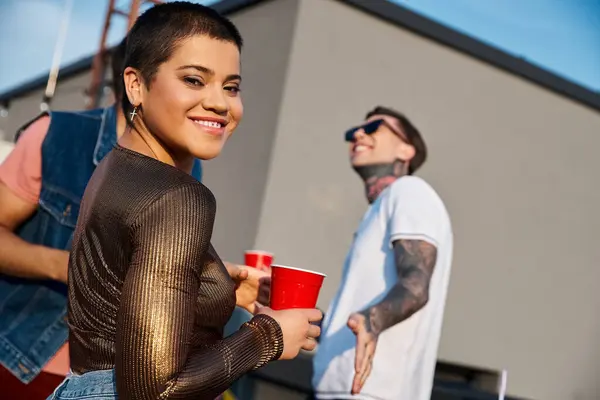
[184,77,204,86]
[225,86,240,94]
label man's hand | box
[345,239,437,395]
[224,262,271,314]
[347,312,378,395]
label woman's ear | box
[123,66,144,107]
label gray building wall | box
[1,0,600,399]
[0,71,94,140]
[255,1,600,400]
[203,0,300,262]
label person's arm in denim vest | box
[0,116,69,283]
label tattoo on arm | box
[362,239,437,335]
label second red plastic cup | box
[244,250,274,270]
[270,265,326,310]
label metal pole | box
[86,0,117,109]
[128,0,142,30]
[41,0,74,111]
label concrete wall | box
[202,0,299,262]
[0,70,111,141]
[254,1,600,399]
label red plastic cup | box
[270,265,326,310]
[244,250,274,270]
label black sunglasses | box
[344,119,385,142]
[344,119,409,143]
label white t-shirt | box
[313,176,453,400]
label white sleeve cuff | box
[390,232,439,248]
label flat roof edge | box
[343,0,600,112]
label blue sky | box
[0,0,599,95]
[393,0,600,92]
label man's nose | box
[353,129,367,141]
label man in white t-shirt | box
[312,106,453,400]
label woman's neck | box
[118,125,194,174]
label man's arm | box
[0,181,69,282]
[359,239,437,335]
[0,116,69,283]
[347,238,437,394]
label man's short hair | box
[365,106,427,175]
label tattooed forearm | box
[361,239,437,335]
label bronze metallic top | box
[67,145,283,399]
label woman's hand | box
[258,307,322,360]
[225,262,271,314]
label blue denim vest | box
[0,106,202,383]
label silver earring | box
[129,106,138,122]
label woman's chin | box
[190,144,224,161]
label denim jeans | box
[47,369,116,399]
[47,369,228,399]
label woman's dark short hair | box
[122,1,243,122]
[365,106,427,175]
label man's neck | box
[353,159,406,203]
